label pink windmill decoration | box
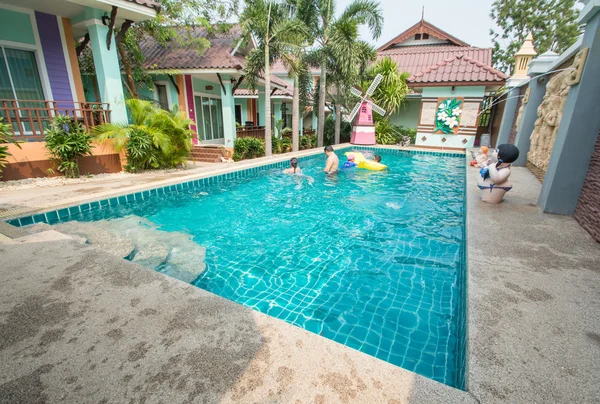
[345,74,386,145]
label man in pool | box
[323,145,339,174]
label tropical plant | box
[272,135,292,154]
[152,106,194,167]
[299,133,317,150]
[233,137,266,161]
[94,99,192,171]
[375,118,401,145]
[362,57,410,116]
[399,126,417,145]
[323,114,352,146]
[297,0,383,147]
[0,117,21,177]
[44,115,94,178]
[240,0,306,156]
[281,127,292,137]
[490,0,581,73]
[326,22,376,144]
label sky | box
[335,0,497,49]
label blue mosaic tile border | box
[5,147,464,228]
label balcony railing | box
[236,126,265,139]
[0,99,111,141]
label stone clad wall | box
[508,85,528,144]
[527,70,571,172]
[574,132,600,243]
[526,57,576,172]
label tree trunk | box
[117,42,138,99]
[334,105,341,145]
[317,61,327,147]
[334,83,341,144]
[292,75,300,152]
[264,46,272,156]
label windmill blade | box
[370,103,387,117]
[350,87,363,98]
[348,102,361,121]
[365,74,383,96]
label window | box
[154,84,169,110]
[194,95,224,141]
[414,34,422,40]
[0,46,46,135]
[423,33,429,39]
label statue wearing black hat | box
[477,144,520,203]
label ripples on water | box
[56,150,466,387]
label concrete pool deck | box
[1,147,599,403]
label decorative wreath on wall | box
[434,98,463,134]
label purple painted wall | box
[35,12,73,107]
[185,74,198,144]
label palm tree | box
[298,0,383,147]
[362,56,410,117]
[240,0,306,156]
[326,20,376,144]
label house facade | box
[378,19,507,149]
[124,27,312,148]
[0,0,159,179]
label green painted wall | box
[0,8,35,45]
[138,74,180,110]
[389,99,421,129]
[81,75,98,102]
[422,86,486,98]
[192,77,221,97]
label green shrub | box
[272,136,292,154]
[323,115,352,145]
[299,134,317,150]
[233,137,265,161]
[399,126,417,145]
[94,99,193,172]
[375,118,401,145]
[281,127,292,137]
[0,117,21,177]
[124,128,161,172]
[44,115,94,178]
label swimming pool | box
[10,148,467,388]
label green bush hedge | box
[233,137,265,161]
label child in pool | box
[342,153,358,169]
[283,158,301,174]
[372,154,381,163]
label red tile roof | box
[376,19,506,86]
[139,27,245,70]
[409,54,508,84]
[377,45,507,85]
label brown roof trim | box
[126,0,161,12]
[377,19,469,52]
[408,81,506,88]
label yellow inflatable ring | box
[344,151,387,171]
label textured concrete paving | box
[0,237,473,404]
[466,165,600,403]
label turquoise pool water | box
[16,149,466,387]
